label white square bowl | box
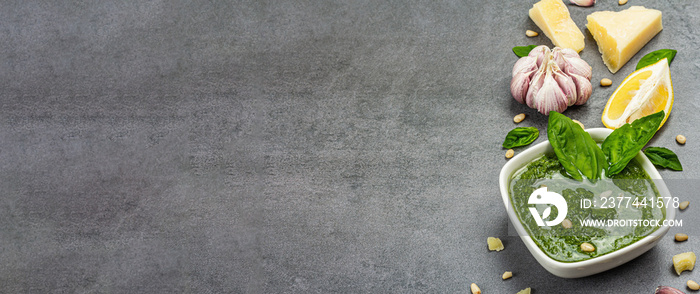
[498,128,675,278]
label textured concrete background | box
[1,1,699,293]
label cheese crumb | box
[673,252,696,275]
[487,237,505,251]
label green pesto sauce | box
[509,153,664,262]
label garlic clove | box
[512,56,538,77]
[528,45,551,68]
[528,45,550,57]
[570,73,593,105]
[525,63,547,109]
[552,49,568,72]
[564,56,592,80]
[552,62,578,106]
[535,73,568,114]
[511,72,531,104]
[553,48,592,80]
[569,0,595,7]
[558,48,581,59]
[565,58,593,80]
[655,286,685,294]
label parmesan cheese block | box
[529,0,585,53]
[587,6,663,73]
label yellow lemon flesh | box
[601,58,673,129]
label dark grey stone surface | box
[2,1,699,293]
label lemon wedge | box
[601,58,673,129]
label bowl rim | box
[498,127,675,271]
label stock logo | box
[528,187,568,227]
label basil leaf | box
[513,45,538,58]
[601,111,665,176]
[636,49,677,70]
[503,127,539,149]
[644,147,683,171]
[547,112,607,181]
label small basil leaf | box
[644,147,683,171]
[503,127,539,149]
[547,112,607,181]
[602,111,665,176]
[636,49,677,70]
[513,45,538,58]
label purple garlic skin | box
[554,48,592,80]
[569,0,596,7]
[510,45,593,115]
[510,57,537,104]
[655,286,686,294]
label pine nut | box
[526,30,539,37]
[689,280,700,291]
[600,78,613,87]
[513,113,526,123]
[581,242,595,252]
[680,201,690,210]
[619,0,628,5]
[561,219,573,229]
[572,119,585,130]
[471,283,481,294]
[677,135,687,145]
[676,233,689,242]
[502,271,513,280]
[506,149,515,159]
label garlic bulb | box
[510,45,592,115]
